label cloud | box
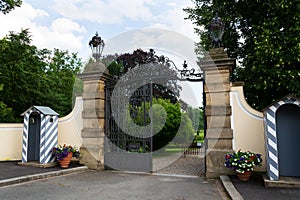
[0,2,48,37]
[152,3,199,42]
[51,18,86,34]
[32,19,86,51]
[0,2,86,52]
[108,0,199,43]
[104,28,198,67]
[52,0,154,24]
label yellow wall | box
[58,97,83,147]
[0,123,23,161]
[0,97,83,161]
[230,85,266,171]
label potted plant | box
[52,144,80,168]
[224,150,262,181]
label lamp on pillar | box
[209,14,225,48]
[88,32,105,62]
[78,32,112,170]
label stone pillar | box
[201,48,235,178]
[78,62,112,170]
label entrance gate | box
[104,78,153,172]
[103,50,205,173]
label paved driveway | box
[0,171,223,200]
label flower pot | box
[58,152,73,168]
[236,171,252,181]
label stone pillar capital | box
[78,62,112,81]
[200,48,236,74]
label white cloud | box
[51,18,86,34]
[115,1,199,43]
[104,28,198,67]
[152,4,199,42]
[0,2,86,53]
[32,19,86,51]
[52,0,154,24]
[0,3,48,37]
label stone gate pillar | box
[78,62,112,170]
[201,47,235,178]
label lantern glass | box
[88,32,105,61]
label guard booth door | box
[277,104,300,177]
[27,112,41,161]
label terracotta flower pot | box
[58,152,73,168]
[236,171,252,181]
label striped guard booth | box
[21,106,59,164]
[264,95,300,181]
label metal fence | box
[182,142,204,156]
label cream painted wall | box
[58,97,83,147]
[230,85,266,171]
[0,123,23,161]
[0,97,83,161]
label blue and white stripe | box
[40,115,58,163]
[264,95,300,181]
[22,111,32,163]
[22,106,58,164]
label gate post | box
[201,47,235,178]
[78,62,112,170]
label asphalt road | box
[230,174,300,200]
[0,171,223,200]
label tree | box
[0,0,22,14]
[43,49,81,116]
[102,54,123,77]
[0,29,45,121]
[129,98,195,150]
[104,49,197,149]
[0,29,81,122]
[174,112,195,146]
[184,0,300,110]
[187,106,204,133]
[0,84,14,122]
[106,49,182,104]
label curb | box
[110,170,201,179]
[220,175,244,200]
[0,166,88,187]
[152,173,200,179]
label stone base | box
[18,161,57,168]
[205,149,234,179]
[79,146,104,170]
[263,175,300,188]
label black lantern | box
[88,32,105,61]
[209,14,225,48]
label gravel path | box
[153,153,205,176]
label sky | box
[0,0,199,61]
[0,0,203,107]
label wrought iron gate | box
[104,79,153,172]
[103,49,205,173]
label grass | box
[152,147,183,158]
